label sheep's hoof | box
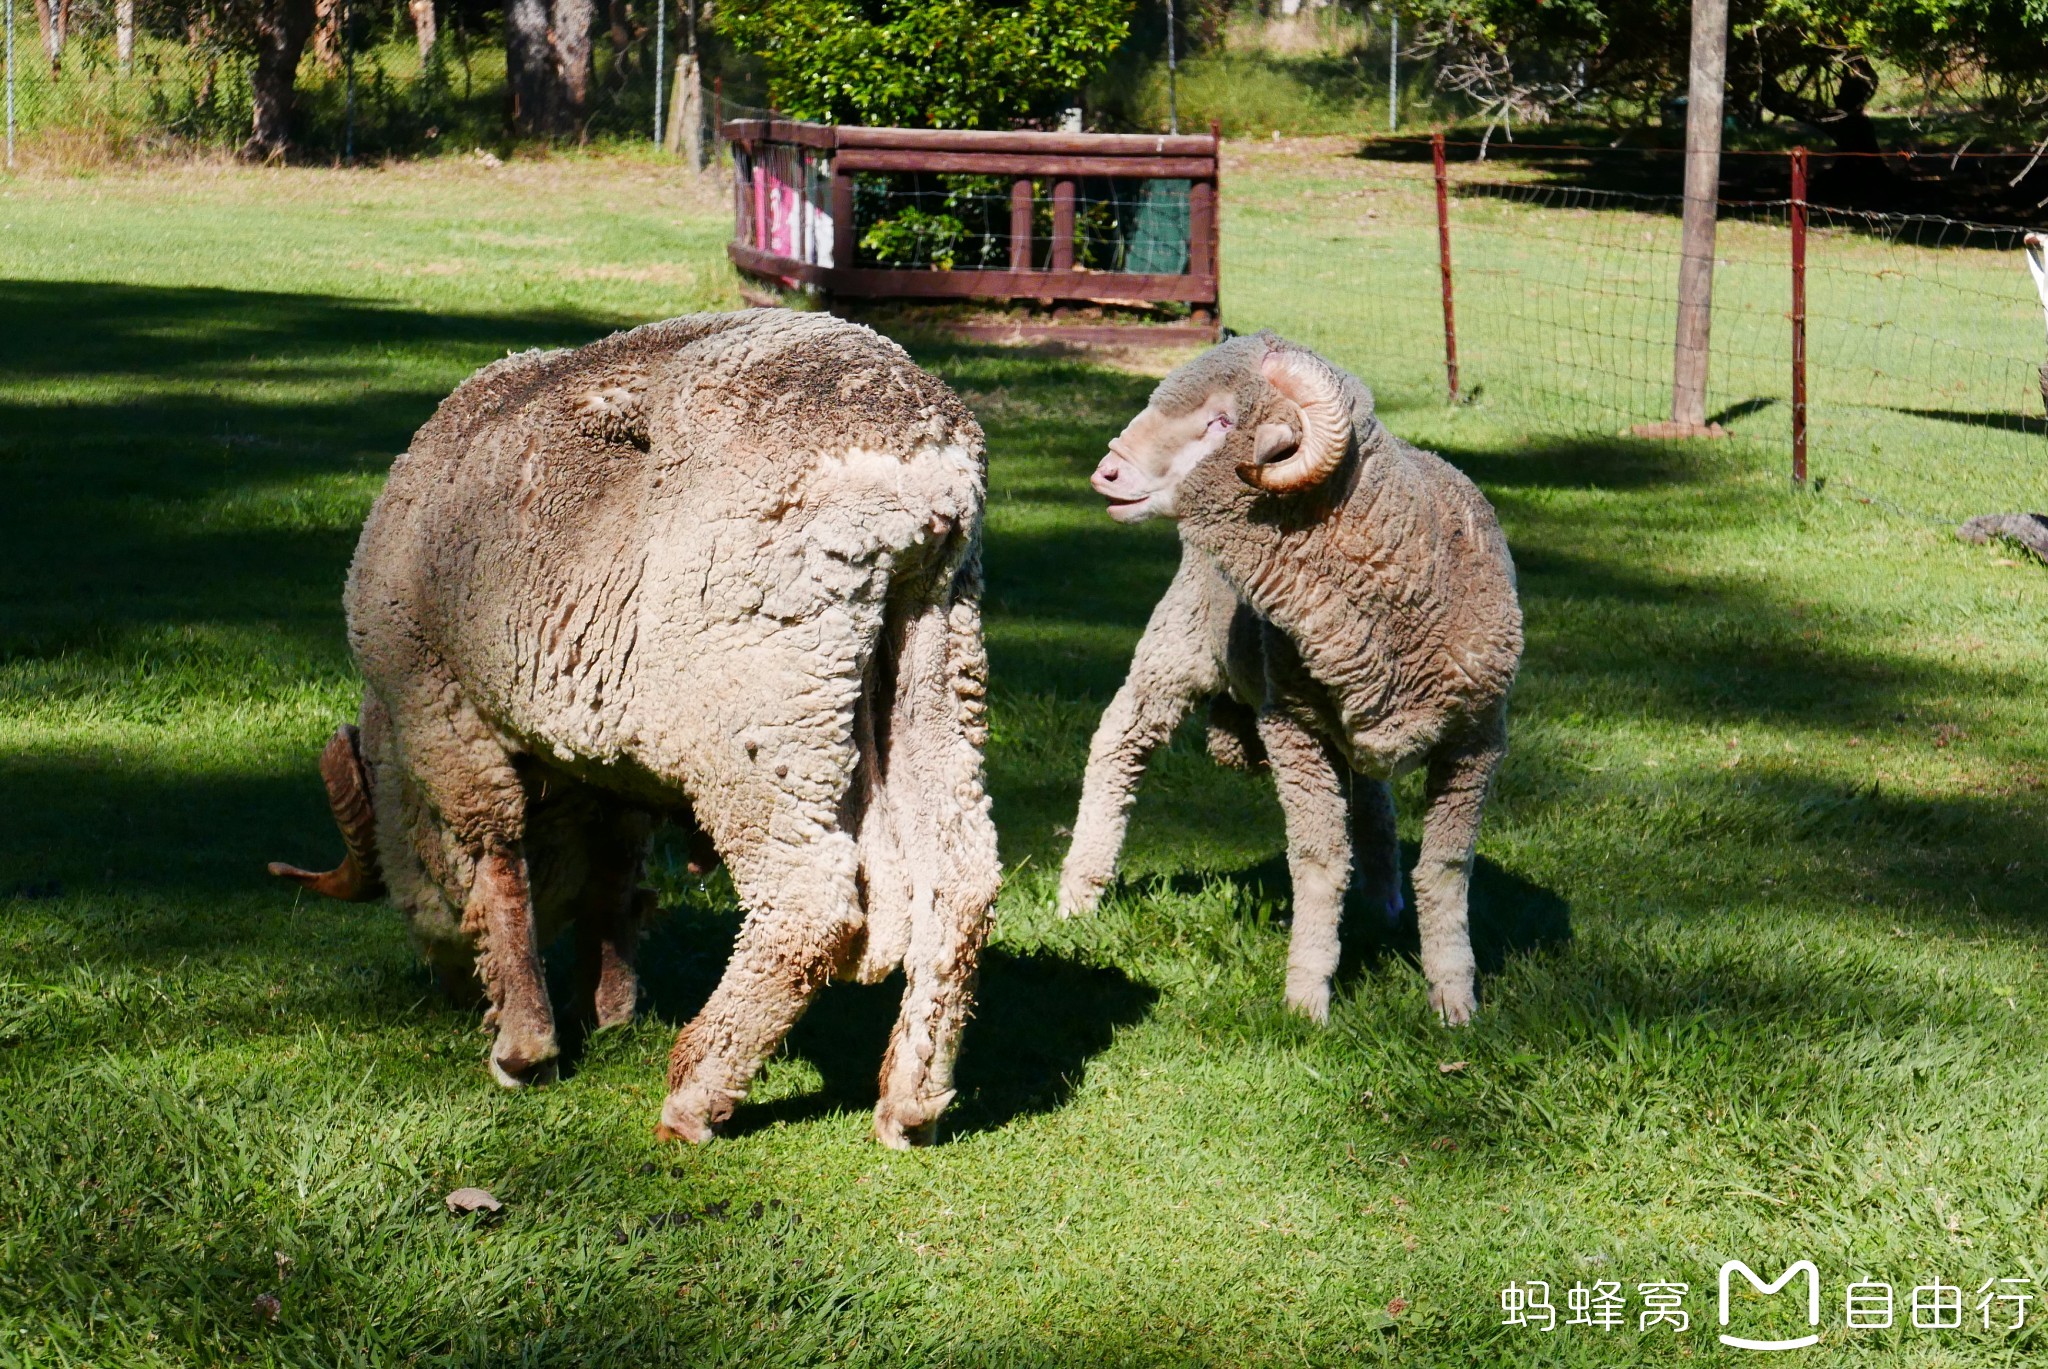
[655,1084,732,1144]
[1284,979,1333,1025]
[1055,877,1102,920]
[874,1092,952,1149]
[1430,982,1477,1027]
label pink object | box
[766,164,801,258]
[751,163,769,251]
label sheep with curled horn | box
[271,309,1001,1147]
[1060,332,1522,1026]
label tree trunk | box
[33,0,64,74]
[409,0,437,59]
[1671,0,1728,430]
[506,0,593,137]
[506,0,555,134]
[666,51,703,165]
[188,17,218,109]
[116,0,134,69]
[311,0,343,74]
[607,0,633,71]
[554,0,595,136]
[243,0,318,160]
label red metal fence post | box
[1432,131,1460,403]
[1790,145,1808,488]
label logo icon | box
[1719,1260,1822,1351]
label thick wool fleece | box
[341,308,1001,1145]
[1062,337,1521,1024]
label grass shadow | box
[1895,405,2048,438]
[1160,843,1571,982]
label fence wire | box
[1233,148,2048,525]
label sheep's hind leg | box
[1257,710,1352,1025]
[871,589,1003,1148]
[657,823,865,1144]
[1414,712,1507,1027]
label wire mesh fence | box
[1231,141,2048,526]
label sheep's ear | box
[1236,423,1299,488]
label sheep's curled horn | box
[1237,348,1351,493]
[267,724,386,901]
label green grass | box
[4,145,2048,1365]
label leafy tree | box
[1405,0,2048,151]
[715,0,1135,128]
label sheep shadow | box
[618,885,1157,1139]
[1175,843,1571,980]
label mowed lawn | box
[4,145,2048,1366]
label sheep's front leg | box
[386,677,557,1086]
[1414,711,1508,1027]
[1060,549,1232,916]
[1256,710,1352,1024]
[571,813,657,1031]
[469,848,560,1086]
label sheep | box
[269,308,1002,1147]
[1060,332,1522,1026]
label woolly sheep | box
[1060,333,1522,1025]
[271,309,1002,1147]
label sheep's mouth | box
[1103,494,1151,522]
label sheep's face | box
[1090,390,1239,523]
[1092,385,1313,521]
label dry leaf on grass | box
[1438,1060,1468,1074]
[445,1187,502,1215]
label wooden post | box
[1196,114,1212,323]
[1790,146,1808,487]
[1671,0,1728,431]
[666,52,702,165]
[1051,179,1076,272]
[1432,132,1460,404]
[830,168,854,271]
[1009,179,1033,271]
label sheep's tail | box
[268,724,386,901]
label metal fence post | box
[1790,145,1808,488]
[1387,12,1398,133]
[1433,131,1460,403]
[343,0,356,161]
[5,0,15,171]
[1165,0,1177,135]
[653,0,665,145]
